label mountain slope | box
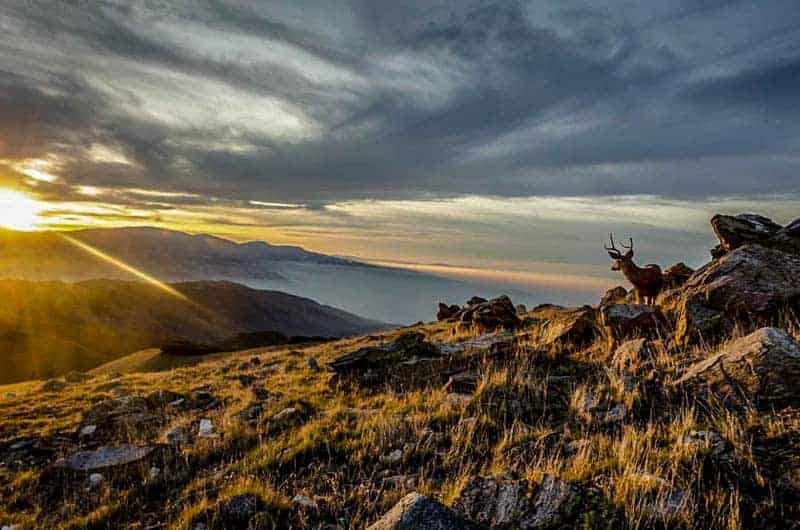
[0,279,386,384]
[0,226,363,282]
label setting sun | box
[0,189,43,230]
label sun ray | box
[58,234,194,303]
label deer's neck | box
[621,260,644,281]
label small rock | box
[443,372,480,394]
[165,425,192,445]
[307,357,320,371]
[87,473,104,489]
[600,286,628,307]
[437,302,462,321]
[149,466,160,479]
[79,425,97,437]
[380,449,403,465]
[198,419,216,438]
[293,494,318,509]
[272,407,297,421]
[603,404,627,423]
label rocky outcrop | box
[458,296,520,332]
[711,214,800,257]
[438,303,461,321]
[675,327,800,409]
[600,304,665,349]
[661,245,800,345]
[367,492,477,530]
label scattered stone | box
[149,466,160,480]
[65,371,91,384]
[679,430,727,458]
[438,332,517,358]
[443,372,480,395]
[437,302,462,321]
[307,357,320,371]
[467,296,488,306]
[662,244,800,345]
[40,379,67,393]
[367,492,477,530]
[380,449,403,465]
[195,494,259,529]
[293,494,318,510]
[79,425,97,437]
[165,425,192,445]
[59,445,154,471]
[603,404,627,423]
[515,304,527,314]
[87,473,104,490]
[198,419,216,438]
[145,389,185,409]
[273,408,297,421]
[236,404,263,425]
[675,327,800,408]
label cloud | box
[0,0,798,269]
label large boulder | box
[58,445,155,471]
[661,245,800,345]
[600,304,665,349]
[458,296,520,333]
[367,492,477,530]
[599,286,628,307]
[675,327,800,409]
[711,213,800,257]
[711,213,782,255]
[438,303,461,321]
[452,475,581,529]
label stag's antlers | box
[604,233,634,258]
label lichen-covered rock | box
[611,338,650,373]
[452,476,533,528]
[191,494,260,529]
[675,327,800,409]
[600,304,664,349]
[661,245,800,345]
[58,445,154,471]
[367,492,477,530]
[451,475,581,529]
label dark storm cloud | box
[1,0,799,207]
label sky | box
[1,0,799,293]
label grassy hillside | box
[0,279,386,384]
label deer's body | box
[605,234,664,305]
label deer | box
[604,234,663,305]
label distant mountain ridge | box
[0,226,368,282]
[0,278,387,384]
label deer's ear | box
[624,249,634,259]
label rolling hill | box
[0,279,387,384]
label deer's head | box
[604,233,634,271]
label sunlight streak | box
[59,234,194,303]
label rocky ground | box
[1,212,799,529]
